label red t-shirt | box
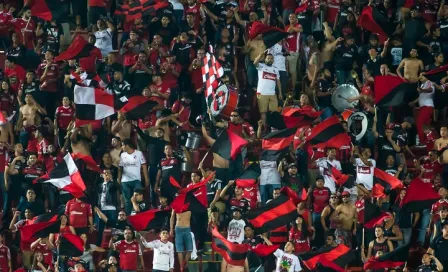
[0,91,15,116]
[138,113,157,130]
[33,242,53,266]
[171,100,191,129]
[242,187,259,209]
[289,228,310,254]
[311,187,330,213]
[184,3,202,25]
[65,199,93,228]
[55,106,75,130]
[285,23,302,53]
[89,0,106,7]
[42,152,64,173]
[148,45,168,68]
[0,244,10,272]
[9,18,36,49]
[150,81,171,108]
[325,0,340,24]
[431,199,448,222]
[421,159,442,182]
[114,240,142,271]
[0,11,12,37]
[355,198,365,224]
[0,146,8,173]
[5,64,26,94]
[36,61,60,92]
[161,61,181,88]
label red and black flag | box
[58,233,85,257]
[364,243,411,270]
[282,107,322,126]
[266,111,305,130]
[357,6,395,38]
[125,0,143,21]
[301,244,355,272]
[236,162,261,188]
[246,187,299,234]
[160,176,182,204]
[128,209,171,231]
[400,178,440,213]
[373,168,403,197]
[21,219,61,241]
[248,21,288,48]
[120,96,160,120]
[171,174,214,213]
[374,75,414,107]
[142,0,170,16]
[202,53,224,106]
[31,213,58,224]
[24,0,64,21]
[252,244,280,257]
[71,153,102,174]
[424,64,448,82]
[327,162,355,188]
[306,116,351,149]
[211,129,248,160]
[69,72,107,89]
[54,36,96,62]
[212,227,248,266]
[364,199,392,228]
[261,127,296,161]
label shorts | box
[257,94,278,113]
[175,226,193,252]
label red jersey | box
[22,164,45,182]
[37,138,50,158]
[0,244,10,272]
[289,228,310,254]
[15,219,35,250]
[9,18,36,49]
[161,61,181,88]
[228,122,255,138]
[79,47,102,73]
[89,0,106,7]
[325,0,340,24]
[285,23,302,53]
[0,11,12,37]
[432,199,448,222]
[311,187,330,213]
[421,159,442,183]
[5,64,26,94]
[0,146,8,173]
[138,113,157,129]
[171,100,191,129]
[189,65,202,90]
[114,240,142,271]
[33,242,53,266]
[0,91,14,115]
[184,3,203,25]
[42,152,64,173]
[149,81,171,108]
[425,130,438,152]
[55,106,75,130]
[148,44,169,68]
[65,199,92,228]
[242,187,259,209]
[36,61,60,92]
[355,198,365,224]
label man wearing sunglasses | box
[335,191,356,248]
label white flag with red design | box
[201,53,224,100]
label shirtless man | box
[221,258,250,272]
[109,137,122,167]
[334,191,356,248]
[170,208,192,272]
[435,125,448,152]
[321,193,340,233]
[201,123,230,185]
[244,36,266,90]
[111,112,131,140]
[69,123,92,156]
[396,48,424,83]
[0,111,14,145]
[16,94,47,149]
[321,23,343,65]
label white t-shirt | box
[100,181,117,210]
[269,44,286,72]
[316,157,342,193]
[274,249,302,272]
[142,240,175,271]
[227,219,246,244]
[256,63,280,95]
[260,160,281,186]
[119,150,146,182]
[95,28,113,57]
[419,81,435,107]
[355,158,376,190]
[169,0,184,10]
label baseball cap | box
[288,163,298,169]
[385,123,395,130]
[341,191,350,197]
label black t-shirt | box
[281,173,303,193]
[136,127,168,165]
[334,44,357,71]
[159,155,183,183]
[242,236,264,269]
[416,263,438,272]
[377,136,397,167]
[404,17,427,42]
[8,155,27,183]
[43,23,64,51]
[438,17,448,41]
[129,62,152,93]
[365,55,384,76]
[131,201,149,215]
[430,236,448,261]
[206,179,223,204]
[317,78,332,108]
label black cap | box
[370,34,379,40]
[134,188,144,194]
[316,175,324,181]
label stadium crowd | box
[0,0,448,271]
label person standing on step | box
[140,229,175,272]
[170,205,192,272]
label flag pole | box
[362,228,365,247]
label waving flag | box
[171,174,214,213]
[301,244,355,272]
[261,127,297,161]
[212,228,248,266]
[120,96,160,120]
[74,85,115,120]
[70,72,107,89]
[400,178,440,213]
[21,219,61,241]
[372,168,403,197]
[358,6,395,38]
[374,76,413,107]
[248,21,288,48]
[59,233,85,257]
[246,187,299,234]
[266,111,305,130]
[24,0,65,21]
[54,36,96,62]
[424,64,448,82]
[236,163,261,188]
[71,153,102,173]
[364,244,410,270]
[211,129,247,160]
[34,153,86,198]
[128,209,171,231]
[306,116,351,149]
[327,162,355,188]
[364,199,392,228]
[202,53,224,105]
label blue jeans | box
[149,164,159,206]
[399,228,412,246]
[246,57,258,89]
[312,212,324,248]
[19,130,30,151]
[95,209,117,246]
[336,70,349,84]
[320,107,334,121]
[260,184,281,204]
[175,226,193,252]
[121,180,142,215]
[417,208,431,244]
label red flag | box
[248,21,288,48]
[261,127,297,161]
[306,116,351,149]
[252,244,280,257]
[373,168,403,195]
[212,228,248,266]
[301,244,352,271]
[54,36,96,62]
[71,153,102,173]
[400,178,440,213]
[235,163,261,188]
[211,130,247,160]
[364,212,392,228]
[59,233,85,257]
[357,6,394,38]
[128,209,171,231]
